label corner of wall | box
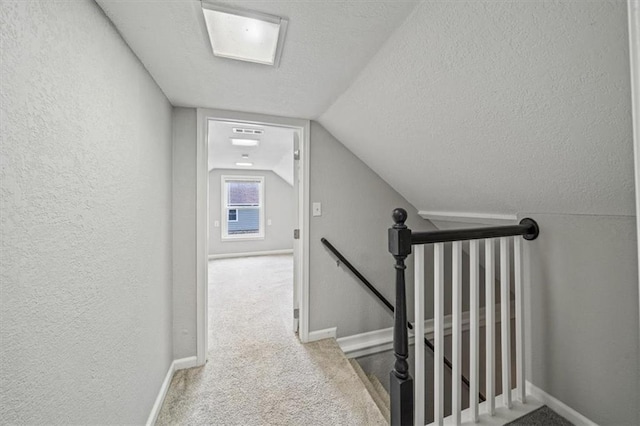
[171,107,199,361]
[307,120,435,338]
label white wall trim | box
[307,327,337,342]
[448,394,543,425]
[337,326,403,358]
[338,302,514,358]
[208,249,293,260]
[196,110,209,367]
[146,357,199,426]
[299,119,311,343]
[628,0,640,350]
[526,381,598,426]
[173,356,198,371]
[146,362,174,426]
[196,108,311,364]
[418,210,518,225]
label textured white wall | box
[526,214,639,425]
[0,2,173,423]
[209,169,294,256]
[172,107,197,360]
[309,122,435,336]
[318,2,637,421]
[320,0,634,217]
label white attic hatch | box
[201,2,288,66]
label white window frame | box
[227,208,239,222]
[221,175,265,241]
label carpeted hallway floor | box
[156,254,385,425]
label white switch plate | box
[267,219,272,226]
[214,220,220,227]
[312,202,322,216]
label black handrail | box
[388,208,540,426]
[321,238,394,313]
[411,218,539,245]
[320,237,486,402]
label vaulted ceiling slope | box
[319,0,635,217]
[95,0,419,119]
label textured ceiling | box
[208,120,295,185]
[98,0,634,217]
[95,0,419,119]
[319,0,635,216]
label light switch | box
[214,220,220,228]
[267,219,272,226]
[312,202,322,217]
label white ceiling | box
[208,120,295,185]
[97,0,634,217]
[95,0,419,119]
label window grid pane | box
[227,181,260,207]
[228,208,260,235]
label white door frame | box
[195,108,311,365]
[629,0,640,338]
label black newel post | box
[388,208,414,426]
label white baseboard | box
[306,327,337,342]
[338,302,514,358]
[146,361,175,426]
[146,357,201,426]
[337,326,399,358]
[440,394,543,425]
[208,249,293,260]
[174,356,198,371]
[526,381,598,426]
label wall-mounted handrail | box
[321,238,394,312]
[320,237,485,404]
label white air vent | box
[233,128,264,135]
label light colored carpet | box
[156,254,385,425]
[349,359,390,423]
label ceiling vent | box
[233,128,264,135]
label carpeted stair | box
[349,359,391,423]
[349,352,572,426]
[346,359,572,426]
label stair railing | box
[388,208,539,426]
[320,237,485,404]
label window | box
[221,176,264,240]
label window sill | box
[221,235,265,242]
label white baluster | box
[485,239,495,415]
[500,237,512,409]
[470,239,480,422]
[415,244,425,426]
[514,236,526,403]
[434,243,444,425]
[452,241,462,424]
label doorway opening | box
[196,109,310,366]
